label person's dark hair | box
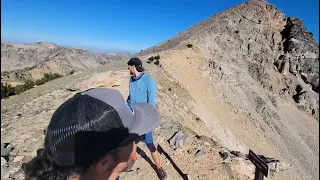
[136,66,145,72]
[22,148,83,180]
[22,147,122,179]
[127,57,145,72]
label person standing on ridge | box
[126,57,167,179]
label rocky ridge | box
[0,0,318,180]
[137,0,319,119]
[136,0,319,179]
[1,63,291,180]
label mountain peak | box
[26,42,59,48]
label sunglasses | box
[103,135,141,156]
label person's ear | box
[68,174,81,180]
[96,155,114,172]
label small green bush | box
[52,73,62,79]
[35,79,45,85]
[187,43,193,48]
[148,56,154,61]
[154,55,160,60]
[1,73,63,99]
[14,84,27,95]
[1,83,15,99]
[154,60,160,65]
[308,31,314,37]
[24,80,35,89]
[14,80,35,94]
[41,73,62,82]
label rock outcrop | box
[280,17,319,92]
[135,0,319,179]
[137,0,319,119]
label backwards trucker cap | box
[43,88,160,167]
[127,57,145,72]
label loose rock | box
[230,151,246,158]
[14,156,25,163]
[268,161,292,172]
[1,148,12,157]
[126,170,137,177]
[195,150,206,159]
[219,151,231,163]
[1,157,7,166]
[169,131,188,148]
[67,87,77,92]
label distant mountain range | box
[1,42,130,82]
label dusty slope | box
[1,62,291,180]
[0,63,246,179]
[135,0,319,179]
[1,42,130,83]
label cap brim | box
[128,103,161,136]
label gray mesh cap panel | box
[45,91,126,166]
[130,103,161,134]
[81,88,161,136]
[81,88,136,130]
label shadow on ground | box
[136,145,189,180]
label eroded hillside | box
[136,0,319,179]
[1,42,130,83]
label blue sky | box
[1,0,319,54]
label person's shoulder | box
[143,72,154,79]
[143,73,155,83]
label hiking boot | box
[125,159,136,171]
[156,167,167,180]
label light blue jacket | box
[127,73,157,106]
